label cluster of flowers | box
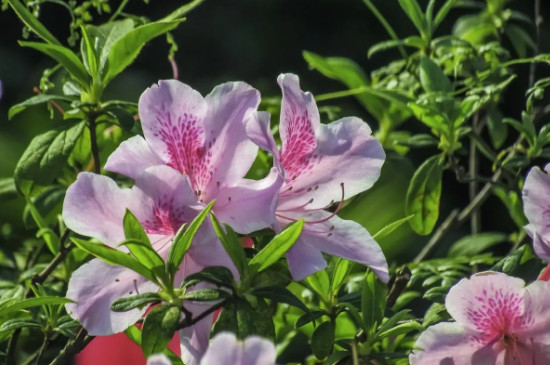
[63,74,388,364]
[409,165,550,364]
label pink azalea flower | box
[246,73,388,281]
[105,79,283,234]
[410,271,550,364]
[200,332,276,365]
[63,166,232,362]
[522,164,550,262]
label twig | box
[31,231,73,288]
[176,300,227,330]
[35,334,49,365]
[108,0,130,21]
[414,209,460,263]
[88,114,101,174]
[529,0,542,87]
[48,329,94,365]
[469,113,481,234]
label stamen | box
[276,198,314,212]
[275,183,345,225]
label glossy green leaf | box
[7,0,61,45]
[161,0,206,21]
[377,320,422,339]
[19,42,89,87]
[123,210,151,246]
[210,214,248,276]
[167,201,214,277]
[71,237,156,283]
[311,321,334,360]
[419,57,452,93]
[118,239,165,278]
[9,94,73,120]
[373,215,414,240]
[251,286,309,313]
[305,269,330,298]
[111,292,161,312]
[14,122,85,186]
[103,20,184,84]
[124,325,183,365]
[448,232,508,257]
[87,19,135,77]
[398,0,427,36]
[182,266,234,289]
[329,258,350,293]
[212,299,275,340]
[0,296,72,315]
[405,155,444,235]
[249,219,303,273]
[434,0,457,28]
[361,270,387,333]
[141,305,181,358]
[423,302,449,327]
[491,245,537,276]
[80,25,99,77]
[295,311,325,328]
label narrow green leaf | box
[71,237,156,283]
[377,320,422,339]
[210,214,248,275]
[19,41,89,87]
[161,0,206,21]
[118,240,165,280]
[423,302,449,327]
[9,94,73,120]
[376,309,412,336]
[361,270,387,333]
[337,302,367,332]
[181,288,230,302]
[394,134,438,148]
[125,325,183,365]
[434,0,457,27]
[123,209,152,246]
[111,293,161,312]
[295,311,325,328]
[405,155,444,235]
[249,220,304,273]
[373,215,414,240]
[7,0,61,45]
[0,296,72,315]
[182,266,234,289]
[80,25,98,77]
[212,299,275,340]
[311,321,334,360]
[329,258,350,293]
[141,305,181,358]
[167,201,214,277]
[0,178,17,202]
[14,122,85,186]
[419,57,452,93]
[87,19,135,76]
[104,20,184,84]
[448,233,508,257]
[251,286,309,313]
[305,270,330,297]
[398,0,427,36]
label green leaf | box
[181,288,230,302]
[9,94,73,120]
[124,325,183,365]
[376,309,412,336]
[311,321,334,360]
[7,0,61,45]
[434,0,457,28]
[161,0,206,21]
[377,320,422,339]
[210,214,248,276]
[118,240,165,280]
[398,0,427,36]
[212,298,275,340]
[423,286,451,303]
[419,57,452,93]
[329,258,350,293]
[111,293,161,312]
[0,296,72,315]
[448,232,508,257]
[249,219,303,273]
[305,269,330,298]
[80,25,99,78]
[423,302,449,327]
[103,20,184,84]
[405,155,444,235]
[71,237,156,283]
[0,178,17,202]
[182,266,234,289]
[167,201,214,278]
[408,102,448,131]
[251,286,309,313]
[361,270,387,333]
[14,122,85,186]
[491,245,536,275]
[19,42,89,88]
[394,134,438,148]
[141,305,181,358]
[123,209,152,246]
[87,19,135,77]
[295,310,325,328]
[373,215,414,240]
[368,36,425,58]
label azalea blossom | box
[146,354,171,365]
[246,73,388,281]
[522,163,550,262]
[410,271,550,364]
[63,166,232,361]
[200,332,276,365]
[105,79,282,234]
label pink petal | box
[62,172,129,246]
[520,280,550,339]
[104,136,163,180]
[199,332,241,365]
[138,80,208,190]
[213,168,283,234]
[523,165,550,261]
[242,336,277,365]
[410,322,497,365]
[286,238,327,280]
[280,211,388,282]
[445,272,526,336]
[146,354,171,365]
[180,302,217,365]
[245,111,283,176]
[201,81,261,195]
[65,258,158,336]
[277,116,385,212]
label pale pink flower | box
[200,332,276,365]
[410,271,550,364]
[522,163,550,262]
[246,73,388,281]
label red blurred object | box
[241,237,254,248]
[74,332,180,365]
[538,264,550,281]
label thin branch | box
[469,113,481,233]
[176,300,227,330]
[31,230,73,288]
[35,334,49,365]
[529,0,542,87]
[48,329,93,365]
[88,114,101,174]
[108,0,130,21]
